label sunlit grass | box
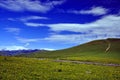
[0,56,120,80]
[61,56,120,64]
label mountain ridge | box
[0,49,47,56]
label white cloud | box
[21,14,120,44]
[25,22,45,27]
[68,7,108,15]
[0,0,65,13]
[0,45,28,50]
[44,34,83,43]
[25,15,120,32]
[7,18,16,21]
[40,48,55,51]
[4,27,21,35]
[32,33,119,46]
[7,16,49,23]
[50,15,120,32]
[24,15,120,43]
[24,43,30,47]
[16,37,40,43]
[25,22,97,30]
[20,16,49,22]
[43,33,119,44]
[48,23,96,32]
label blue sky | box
[0,0,120,50]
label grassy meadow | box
[0,56,120,80]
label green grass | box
[18,38,120,64]
[0,56,120,80]
[3,39,119,79]
[61,56,120,64]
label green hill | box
[17,38,120,63]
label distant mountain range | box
[0,49,47,56]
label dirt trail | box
[105,39,111,52]
[54,60,120,67]
[37,58,120,67]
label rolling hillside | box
[0,38,120,80]
[17,38,120,63]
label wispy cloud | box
[16,37,40,43]
[48,15,120,39]
[24,15,120,43]
[40,48,55,51]
[4,27,21,35]
[43,33,119,44]
[0,0,65,13]
[48,15,120,32]
[7,18,16,21]
[44,34,83,43]
[67,7,108,15]
[0,45,28,50]
[7,16,49,23]
[24,43,30,47]
[25,15,120,32]
[20,16,49,22]
[25,22,45,27]
[16,33,120,45]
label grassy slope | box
[1,39,120,80]
[0,56,120,80]
[18,38,120,63]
